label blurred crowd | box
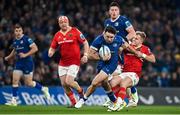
[0,0,180,87]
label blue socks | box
[34,82,43,90]
[12,87,18,97]
[124,97,129,104]
[107,92,116,102]
[131,86,137,94]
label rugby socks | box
[33,81,43,90]
[118,87,126,100]
[12,86,18,97]
[67,91,76,106]
[131,86,136,94]
[112,86,120,97]
[106,91,116,103]
[77,87,84,99]
[112,86,129,104]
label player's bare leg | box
[75,71,117,109]
[108,77,132,111]
[60,75,77,106]
[24,74,50,100]
[5,70,22,106]
[65,75,84,98]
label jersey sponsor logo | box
[16,45,24,50]
[58,40,73,44]
[115,22,119,26]
[106,24,109,26]
[80,34,85,40]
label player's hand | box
[19,53,27,58]
[81,55,88,64]
[136,51,143,58]
[4,56,9,61]
[102,53,111,61]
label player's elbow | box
[34,46,38,53]
[152,58,156,63]
[151,57,156,63]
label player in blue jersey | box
[4,24,50,106]
[75,26,138,109]
[104,2,138,107]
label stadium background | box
[0,0,180,87]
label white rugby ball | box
[99,45,111,59]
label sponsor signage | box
[0,87,180,105]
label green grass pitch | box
[0,105,180,114]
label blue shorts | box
[119,52,124,65]
[14,61,34,74]
[97,62,118,75]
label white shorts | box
[58,65,79,78]
[119,72,139,86]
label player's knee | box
[25,81,34,87]
[12,79,19,85]
[65,79,73,87]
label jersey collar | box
[110,15,120,22]
[16,34,24,40]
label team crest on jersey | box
[20,40,23,44]
[113,43,117,47]
[68,33,72,37]
[80,34,85,40]
[115,22,119,26]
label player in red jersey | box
[48,16,89,107]
[108,31,156,111]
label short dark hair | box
[104,26,117,35]
[14,24,22,29]
[109,2,120,9]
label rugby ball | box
[99,45,111,60]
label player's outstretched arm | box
[88,48,100,60]
[126,27,136,41]
[136,51,156,63]
[120,41,138,55]
[5,49,15,61]
[19,43,38,58]
[81,40,89,64]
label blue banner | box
[0,86,108,105]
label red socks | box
[67,91,76,106]
[118,87,126,100]
[112,86,120,97]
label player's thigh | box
[58,66,68,85]
[120,72,139,87]
[120,77,133,87]
[92,70,108,86]
[66,65,79,78]
[12,70,23,84]
[65,65,79,84]
[109,75,122,87]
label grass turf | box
[0,105,180,114]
